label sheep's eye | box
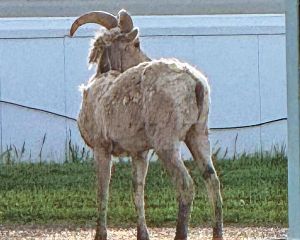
[134,41,140,48]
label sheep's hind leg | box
[132,153,150,240]
[156,143,195,240]
[94,147,112,240]
[185,125,223,240]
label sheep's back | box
[141,59,208,147]
[97,59,209,151]
[82,59,209,153]
[96,63,151,152]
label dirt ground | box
[0,226,287,240]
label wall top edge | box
[0,14,285,39]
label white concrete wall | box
[0,14,286,161]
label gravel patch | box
[0,226,287,240]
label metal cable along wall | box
[0,100,287,130]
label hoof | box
[94,237,107,240]
[137,236,150,240]
[137,233,150,240]
[137,226,150,240]
[174,236,187,240]
[174,231,187,240]
[94,236,107,240]
[213,227,223,240]
[95,237,107,240]
[94,232,107,240]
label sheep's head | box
[70,9,150,74]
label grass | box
[0,150,287,228]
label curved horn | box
[118,9,134,33]
[70,11,118,36]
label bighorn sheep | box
[70,9,223,240]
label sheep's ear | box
[125,28,139,42]
[99,47,111,73]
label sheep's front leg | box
[94,147,112,240]
[132,153,150,240]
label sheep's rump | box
[79,59,209,153]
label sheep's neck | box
[119,50,152,73]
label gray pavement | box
[0,0,285,18]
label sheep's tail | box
[195,82,204,120]
[195,80,210,124]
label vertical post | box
[286,1,300,239]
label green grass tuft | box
[0,152,287,227]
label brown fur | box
[79,59,206,154]
[75,9,223,240]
